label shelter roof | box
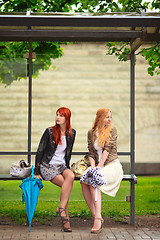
[0,12,160,42]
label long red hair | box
[92,108,111,147]
[52,107,72,145]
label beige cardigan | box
[88,126,118,166]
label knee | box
[67,171,75,182]
[70,172,75,182]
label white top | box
[94,138,102,162]
[49,136,66,165]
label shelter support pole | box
[28,39,32,164]
[130,51,135,225]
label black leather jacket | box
[34,127,76,175]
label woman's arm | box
[67,129,76,160]
[34,128,49,175]
[88,130,98,165]
[89,157,96,168]
[97,150,109,168]
[70,129,76,156]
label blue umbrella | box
[19,165,43,232]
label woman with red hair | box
[81,108,123,233]
[34,107,76,232]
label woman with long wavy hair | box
[34,107,76,232]
[81,108,123,233]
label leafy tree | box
[74,0,160,76]
[0,0,159,86]
[73,0,159,13]
[0,41,64,85]
[0,0,75,86]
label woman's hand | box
[97,163,103,168]
[34,174,43,181]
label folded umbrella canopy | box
[19,165,43,232]
[80,167,107,201]
[80,167,107,188]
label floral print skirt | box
[40,163,68,181]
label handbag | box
[71,155,91,178]
[10,160,32,178]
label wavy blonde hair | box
[92,108,112,147]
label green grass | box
[0,176,160,224]
[0,178,129,201]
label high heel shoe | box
[101,217,104,227]
[56,207,72,232]
[61,218,72,232]
[56,207,66,220]
[91,218,103,234]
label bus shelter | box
[0,11,160,225]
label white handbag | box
[10,160,32,178]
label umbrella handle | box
[95,187,98,201]
[32,165,34,178]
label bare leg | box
[89,186,102,231]
[64,200,69,219]
[59,169,74,208]
[50,169,74,229]
[51,169,74,209]
[81,183,96,217]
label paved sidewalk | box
[0,225,160,240]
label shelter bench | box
[0,174,137,185]
[0,173,137,225]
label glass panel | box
[119,155,130,174]
[101,181,129,201]
[0,179,129,202]
[32,42,130,200]
[32,43,130,155]
[0,155,28,174]
[70,181,129,202]
[0,180,22,201]
[0,58,27,174]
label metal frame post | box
[130,51,135,225]
[28,39,32,164]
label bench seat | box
[0,174,137,183]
